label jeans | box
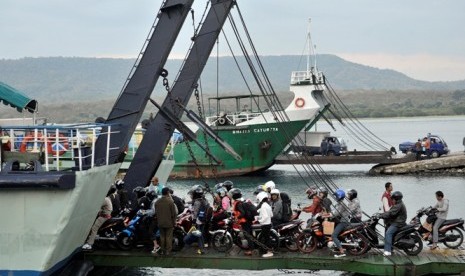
[433,218,445,243]
[332,222,349,249]
[384,225,399,252]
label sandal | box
[151,246,161,254]
[430,245,439,250]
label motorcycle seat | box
[349,222,364,228]
[399,224,415,231]
[442,219,462,226]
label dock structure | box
[84,245,465,275]
[275,151,415,165]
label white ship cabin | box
[205,94,275,126]
[290,68,326,86]
[0,123,117,172]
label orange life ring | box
[19,133,44,152]
[47,134,69,156]
[295,97,305,108]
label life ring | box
[47,134,69,156]
[295,97,305,108]
[19,133,44,152]
[218,117,226,125]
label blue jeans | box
[332,222,349,249]
[384,225,399,252]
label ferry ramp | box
[83,245,465,275]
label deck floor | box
[84,244,465,275]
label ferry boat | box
[170,68,330,179]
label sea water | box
[120,116,465,275]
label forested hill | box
[1,55,464,104]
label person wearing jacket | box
[270,189,283,226]
[328,189,350,258]
[256,191,274,258]
[379,191,407,256]
[229,188,254,256]
[82,191,113,250]
[155,187,178,255]
[430,190,449,250]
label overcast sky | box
[1,0,464,81]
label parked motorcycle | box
[410,206,464,249]
[273,206,304,252]
[211,216,280,252]
[360,214,423,256]
[93,208,131,249]
[297,214,369,255]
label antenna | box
[307,18,311,72]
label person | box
[167,186,185,215]
[147,176,165,195]
[302,186,322,216]
[347,189,362,222]
[256,191,274,258]
[269,188,283,226]
[263,180,276,193]
[107,184,121,217]
[415,139,422,160]
[229,188,254,256]
[222,180,234,192]
[155,187,178,255]
[183,225,205,255]
[319,187,332,213]
[214,185,230,212]
[328,189,350,258]
[424,137,431,157]
[115,179,130,209]
[82,189,113,250]
[140,190,161,254]
[430,190,449,250]
[191,185,210,249]
[381,182,393,212]
[379,191,407,256]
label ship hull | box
[171,120,309,179]
[0,164,121,275]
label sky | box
[1,0,464,82]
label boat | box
[170,68,330,179]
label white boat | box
[0,124,121,275]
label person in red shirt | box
[302,186,322,216]
[381,182,394,229]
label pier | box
[275,151,415,165]
[83,245,465,275]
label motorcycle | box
[360,214,423,256]
[273,206,304,252]
[410,206,464,249]
[211,216,280,253]
[93,208,131,249]
[296,214,369,256]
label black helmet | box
[222,180,234,191]
[165,186,174,194]
[228,188,242,200]
[191,185,204,199]
[146,190,158,201]
[133,186,146,198]
[347,189,357,200]
[114,179,124,190]
[107,184,117,196]
[391,191,403,201]
[318,187,328,198]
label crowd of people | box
[82,177,450,259]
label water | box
[123,116,465,275]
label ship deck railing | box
[206,112,263,126]
[0,123,119,172]
[291,69,325,85]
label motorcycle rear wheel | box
[172,229,185,251]
[443,228,464,249]
[403,234,423,256]
[296,231,317,254]
[283,229,300,252]
[257,230,280,251]
[345,232,369,256]
[211,232,233,252]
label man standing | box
[381,182,393,212]
[155,187,178,255]
[147,176,165,195]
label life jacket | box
[381,191,393,212]
[232,200,247,224]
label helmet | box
[146,190,158,201]
[222,180,234,191]
[216,187,227,197]
[263,180,276,192]
[256,191,268,203]
[270,188,280,196]
[190,185,204,199]
[334,189,345,201]
[114,179,124,190]
[133,186,146,198]
[305,186,318,199]
[228,188,242,200]
[253,185,264,195]
[391,191,403,201]
[107,184,117,196]
[165,186,174,194]
[318,187,328,198]
[347,189,357,200]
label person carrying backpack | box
[256,191,274,258]
[191,185,210,249]
[270,189,284,226]
[280,191,293,222]
[229,188,255,256]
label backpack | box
[197,199,211,223]
[280,192,292,222]
[242,201,258,221]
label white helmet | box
[256,191,269,203]
[263,180,276,192]
[270,188,280,195]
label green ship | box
[170,69,329,179]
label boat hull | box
[0,163,121,275]
[171,120,309,179]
